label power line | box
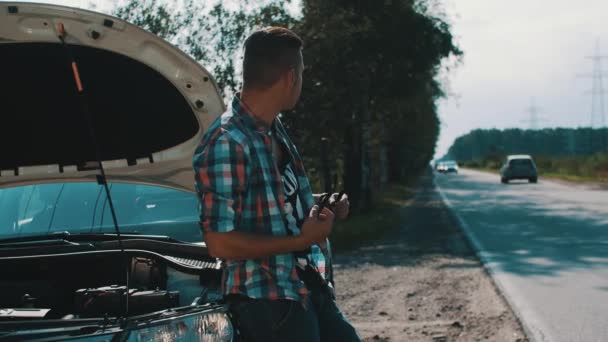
[581,39,608,152]
[520,98,547,130]
[586,40,607,128]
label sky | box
[436,0,608,157]
[6,0,608,158]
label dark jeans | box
[227,285,361,342]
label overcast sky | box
[7,0,608,158]
[436,0,608,157]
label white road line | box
[434,176,548,342]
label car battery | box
[74,285,179,317]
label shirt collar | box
[232,93,275,135]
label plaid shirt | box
[193,95,327,302]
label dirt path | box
[332,173,528,342]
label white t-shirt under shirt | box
[272,134,316,268]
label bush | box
[463,153,608,182]
[485,160,501,170]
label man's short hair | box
[243,27,303,90]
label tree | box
[444,127,608,162]
[113,0,296,98]
[113,0,462,212]
[286,0,461,210]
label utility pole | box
[521,98,543,130]
[581,39,608,153]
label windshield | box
[0,182,202,242]
[509,159,534,167]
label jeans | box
[227,285,362,342]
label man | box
[193,27,362,342]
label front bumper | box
[0,304,234,341]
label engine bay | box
[0,251,223,320]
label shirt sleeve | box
[194,134,248,233]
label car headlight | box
[126,311,234,342]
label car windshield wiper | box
[0,231,73,245]
[75,232,182,243]
[0,231,181,245]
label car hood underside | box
[0,2,224,193]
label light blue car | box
[0,2,244,340]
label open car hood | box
[0,2,224,193]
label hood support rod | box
[56,22,130,317]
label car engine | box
[0,251,222,320]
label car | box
[0,3,337,341]
[436,160,459,174]
[500,155,538,184]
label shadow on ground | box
[436,173,608,278]
[334,172,477,268]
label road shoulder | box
[333,173,528,342]
[434,176,539,342]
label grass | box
[536,172,606,183]
[465,166,606,184]
[330,181,415,253]
[461,154,608,184]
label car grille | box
[164,256,221,270]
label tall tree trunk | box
[357,70,373,212]
[360,107,372,212]
[343,123,361,212]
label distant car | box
[436,161,459,174]
[500,155,538,183]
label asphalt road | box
[434,169,608,342]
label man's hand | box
[329,193,349,220]
[204,205,335,260]
[300,205,335,245]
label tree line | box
[444,127,608,162]
[113,0,461,212]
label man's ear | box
[287,68,297,86]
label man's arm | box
[205,231,307,260]
[205,207,335,260]
[204,206,332,260]
[196,134,333,260]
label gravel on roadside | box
[333,173,528,342]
